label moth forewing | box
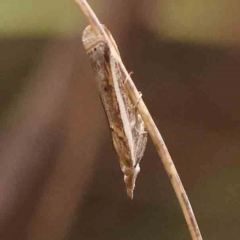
[82,25,147,199]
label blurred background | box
[1,0,240,239]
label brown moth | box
[82,25,147,199]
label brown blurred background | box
[1,0,240,239]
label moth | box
[82,25,147,199]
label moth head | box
[82,25,105,51]
[82,25,121,60]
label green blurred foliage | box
[155,0,240,45]
[1,0,240,45]
[0,0,89,36]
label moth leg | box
[123,71,133,85]
[135,127,148,135]
[133,113,148,167]
[132,92,142,109]
[134,130,148,167]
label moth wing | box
[109,52,148,198]
[108,54,134,162]
[108,49,147,167]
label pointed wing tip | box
[122,164,140,200]
[127,188,134,199]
